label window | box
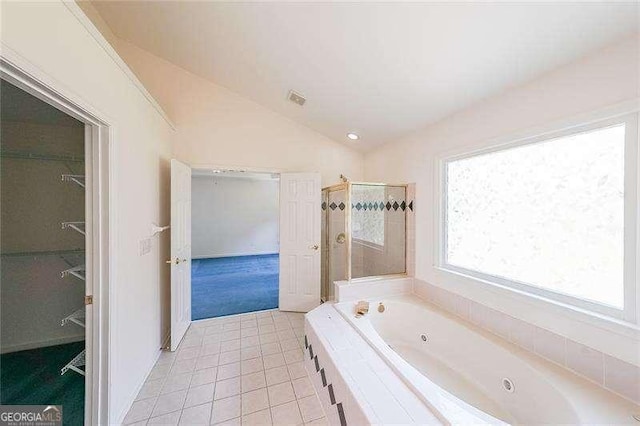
[352,185,385,247]
[442,114,637,321]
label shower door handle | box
[309,244,319,250]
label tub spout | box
[355,301,369,317]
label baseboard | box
[113,346,164,425]
[192,251,279,259]
[0,334,85,354]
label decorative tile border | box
[321,199,415,212]
[304,331,352,426]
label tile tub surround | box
[304,303,441,425]
[334,276,413,302]
[123,310,327,425]
[412,278,640,406]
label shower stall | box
[321,182,407,301]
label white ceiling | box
[92,1,638,151]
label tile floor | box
[123,310,327,425]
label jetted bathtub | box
[335,294,640,425]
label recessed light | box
[347,133,359,140]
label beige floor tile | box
[219,350,241,365]
[297,395,324,423]
[267,382,295,407]
[241,357,264,375]
[241,346,262,361]
[241,388,270,415]
[161,373,193,394]
[260,342,281,356]
[170,358,197,376]
[241,371,267,393]
[224,322,241,331]
[176,346,202,361]
[217,362,241,381]
[147,409,182,425]
[222,330,242,341]
[136,378,164,401]
[277,330,296,341]
[196,354,220,370]
[262,353,285,370]
[215,377,241,400]
[286,363,307,380]
[291,378,314,400]
[152,390,188,418]
[123,398,156,424]
[201,342,222,356]
[259,333,278,344]
[280,339,300,352]
[241,336,261,348]
[258,324,276,335]
[304,417,328,426]
[184,383,215,408]
[241,327,259,338]
[270,400,303,426]
[283,350,304,365]
[191,367,217,387]
[179,402,212,425]
[211,396,241,424]
[265,366,290,386]
[212,416,240,426]
[220,339,241,352]
[241,408,272,426]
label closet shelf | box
[61,174,85,188]
[61,349,85,376]
[0,150,84,163]
[61,264,86,281]
[62,222,86,236]
[1,249,84,258]
[61,307,85,328]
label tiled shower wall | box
[406,183,416,277]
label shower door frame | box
[322,181,408,284]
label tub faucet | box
[355,301,369,317]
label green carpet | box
[1,342,85,426]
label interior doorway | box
[191,169,280,319]
[1,57,109,425]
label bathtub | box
[335,294,639,425]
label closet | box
[0,80,87,425]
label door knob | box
[165,258,181,265]
[309,244,319,250]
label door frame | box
[1,54,111,425]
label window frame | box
[438,111,639,324]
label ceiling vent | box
[287,90,306,106]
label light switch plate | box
[140,238,152,256]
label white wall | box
[364,36,640,365]
[192,175,279,258]
[1,120,86,353]
[1,1,174,422]
[113,40,364,187]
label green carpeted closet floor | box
[1,342,85,426]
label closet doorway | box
[0,58,109,425]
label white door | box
[170,159,192,350]
[279,173,321,312]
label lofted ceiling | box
[92,1,638,151]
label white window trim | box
[435,102,640,330]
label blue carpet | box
[192,254,279,320]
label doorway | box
[191,169,280,319]
[1,57,109,425]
